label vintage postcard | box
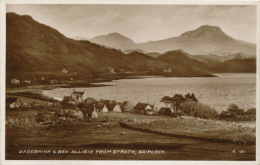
[1,0,259,164]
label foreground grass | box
[5,109,256,160]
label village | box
[9,66,174,87]
[6,88,256,121]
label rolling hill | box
[157,50,211,74]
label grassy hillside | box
[6,12,212,82]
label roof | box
[72,91,84,96]
[220,111,232,116]
[63,96,76,103]
[134,103,153,110]
[106,103,116,111]
[78,102,93,108]
[122,101,133,107]
[96,105,104,111]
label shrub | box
[194,103,218,119]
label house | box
[96,104,105,112]
[219,111,234,119]
[121,101,134,113]
[62,69,68,74]
[113,103,122,112]
[134,103,155,115]
[85,97,97,104]
[11,78,20,84]
[23,80,31,84]
[158,107,172,116]
[6,97,23,108]
[62,90,84,107]
[107,102,116,111]
[227,108,244,115]
[102,105,109,112]
[63,96,77,106]
[71,90,85,104]
[78,102,98,118]
[163,68,172,73]
[50,80,58,84]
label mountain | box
[90,32,135,50]
[191,53,256,73]
[137,25,256,56]
[90,25,255,56]
[6,13,165,80]
[7,12,212,81]
[180,25,234,41]
[191,52,256,66]
[72,36,90,40]
[157,50,211,74]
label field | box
[5,109,256,160]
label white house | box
[113,104,122,112]
[62,69,68,74]
[102,105,109,112]
[11,78,20,84]
[163,68,172,73]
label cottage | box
[62,69,68,74]
[50,80,58,84]
[96,104,104,112]
[102,105,109,112]
[63,96,77,105]
[85,97,97,104]
[227,108,244,115]
[158,107,173,116]
[107,102,116,111]
[24,80,32,84]
[134,103,155,115]
[78,102,98,118]
[163,68,172,73]
[121,101,134,113]
[71,90,85,104]
[11,78,20,84]
[219,111,234,119]
[6,97,23,108]
[113,103,122,112]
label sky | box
[6,4,257,43]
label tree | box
[160,96,172,107]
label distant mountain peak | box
[107,32,123,36]
[90,32,135,49]
[180,25,234,41]
[7,12,33,21]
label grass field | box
[5,109,256,160]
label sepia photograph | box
[1,0,259,164]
